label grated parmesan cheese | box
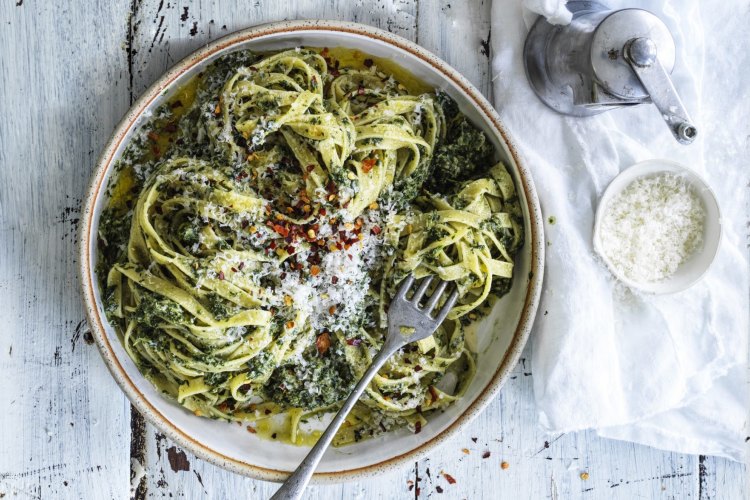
[598,172,705,283]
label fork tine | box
[433,288,459,322]
[423,281,448,314]
[395,275,415,299]
[411,276,433,304]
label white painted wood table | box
[0,1,746,498]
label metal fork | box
[271,275,458,500]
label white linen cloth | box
[490,0,749,461]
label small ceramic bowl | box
[79,20,545,482]
[593,159,721,294]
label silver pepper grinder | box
[523,1,697,144]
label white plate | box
[593,159,721,294]
[79,20,544,483]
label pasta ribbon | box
[98,48,523,445]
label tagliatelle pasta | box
[97,47,523,446]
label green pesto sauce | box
[97,47,523,439]
[265,347,354,409]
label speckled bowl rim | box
[79,19,545,484]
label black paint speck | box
[180,6,189,21]
[480,29,491,58]
[71,319,87,352]
[189,22,198,36]
[194,470,205,490]
[166,446,190,472]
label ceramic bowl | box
[593,159,721,294]
[79,20,544,483]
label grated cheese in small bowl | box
[593,160,721,294]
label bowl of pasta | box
[80,20,544,482]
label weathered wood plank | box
[417,0,493,96]
[699,454,747,500]
[0,1,133,499]
[1,0,740,498]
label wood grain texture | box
[0,0,745,499]
[0,1,134,499]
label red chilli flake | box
[357,85,365,96]
[443,473,456,485]
[316,332,331,354]
[414,421,422,434]
[218,271,225,280]
[273,224,289,237]
[331,276,339,284]
[346,338,362,346]
[238,262,245,270]
[306,164,315,172]
[319,207,327,216]
[361,157,376,173]
[482,451,491,459]
[370,225,382,235]
[429,385,439,404]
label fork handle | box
[270,347,395,500]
